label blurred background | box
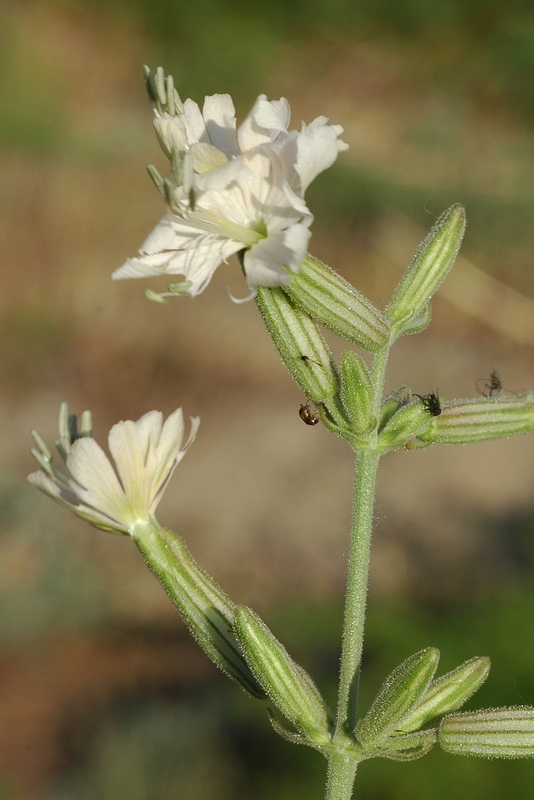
[2,0,534,797]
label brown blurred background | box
[2,1,534,798]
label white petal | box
[181,97,207,143]
[237,94,273,151]
[112,254,171,281]
[304,118,349,151]
[253,97,291,134]
[140,214,181,254]
[295,125,344,192]
[108,413,160,517]
[173,235,242,296]
[202,94,239,154]
[28,469,128,532]
[244,224,310,287]
[194,154,244,191]
[151,412,200,509]
[112,215,241,294]
[66,438,133,528]
[190,142,228,175]
[153,113,187,156]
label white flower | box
[28,403,199,534]
[112,91,348,297]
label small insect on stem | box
[413,390,442,417]
[476,370,502,398]
[299,401,320,426]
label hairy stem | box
[325,345,390,799]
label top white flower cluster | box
[113,90,348,297]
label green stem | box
[326,344,391,800]
[339,448,380,733]
[325,754,358,800]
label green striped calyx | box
[285,254,390,352]
[130,520,265,699]
[255,286,338,403]
[439,707,534,758]
[233,605,333,748]
[386,204,465,341]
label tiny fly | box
[413,391,442,417]
[476,370,502,398]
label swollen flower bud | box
[356,649,439,746]
[398,657,491,733]
[416,393,534,446]
[255,287,338,402]
[285,254,390,352]
[378,386,411,432]
[339,351,376,437]
[233,605,333,746]
[377,399,436,452]
[386,205,466,340]
[439,707,534,758]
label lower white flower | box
[28,403,199,534]
[112,80,348,297]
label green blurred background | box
[2,0,534,797]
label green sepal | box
[255,287,338,403]
[398,656,491,733]
[234,605,333,746]
[130,521,265,699]
[285,254,390,352]
[386,205,465,340]
[356,648,440,746]
[439,707,534,758]
[268,709,312,747]
[340,351,376,436]
[397,303,432,337]
[365,729,437,762]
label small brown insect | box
[476,370,502,398]
[299,402,320,426]
[413,391,442,417]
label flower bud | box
[377,400,436,452]
[255,287,338,402]
[398,657,491,733]
[378,386,411,432]
[439,707,534,758]
[417,394,534,446]
[356,648,439,746]
[386,205,465,340]
[284,254,390,352]
[233,605,333,746]
[339,351,376,436]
